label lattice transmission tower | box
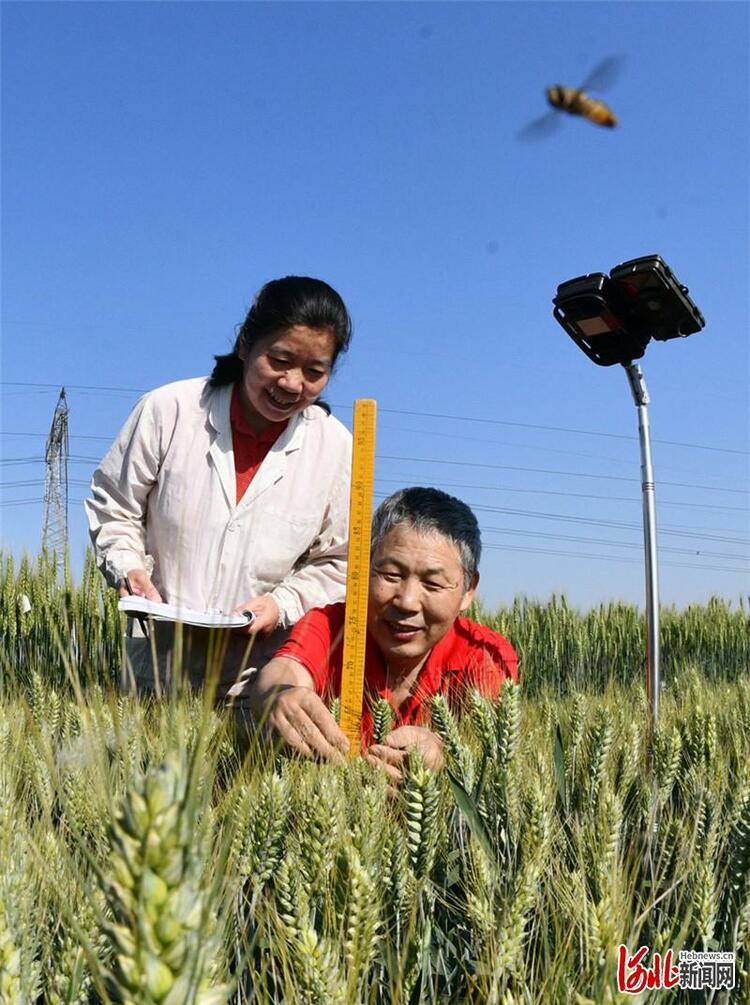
[42,387,70,567]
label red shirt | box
[230,386,288,503]
[274,602,518,745]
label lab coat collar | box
[207,383,307,510]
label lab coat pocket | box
[157,466,229,545]
[249,508,320,583]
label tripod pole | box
[624,363,660,740]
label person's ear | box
[459,570,479,612]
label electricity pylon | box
[42,387,70,568]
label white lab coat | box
[85,377,351,692]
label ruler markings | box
[340,399,377,753]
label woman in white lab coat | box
[85,276,353,695]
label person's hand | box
[366,725,444,784]
[263,685,349,761]
[119,569,162,601]
[232,594,280,635]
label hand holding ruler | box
[340,399,377,755]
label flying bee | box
[546,83,618,127]
[518,56,623,140]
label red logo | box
[617,945,680,994]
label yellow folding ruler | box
[340,399,377,755]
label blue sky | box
[2,1,748,611]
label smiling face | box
[367,523,478,678]
[237,325,335,431]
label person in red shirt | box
[244,487,518,783]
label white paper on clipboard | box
[118,596,255,629]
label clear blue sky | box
[2,1,748,611]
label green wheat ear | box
[239,771,291,887]
[403,751,440,882]
[0,899,22,1004]
[0,757,41,1004]
[431,692,475,788]
[372,697,394,744]
[101,750,230,1005]
[0,768,21,1003]
[495,679,521,770]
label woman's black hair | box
[210,276,352,394]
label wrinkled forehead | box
[373,522,464,573]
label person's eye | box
[378,571,401,583]
[424,581,447,592]
[306,368,328,380]
[268,355,289,368]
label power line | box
[375,421,636,465]
[480,525,748,563]
[374,419,749,488]
[3,423,743,496]
[2,380,747,457]
[365,405,750,457]
[5,483,742,560]
[470,503,749,545]
[4,471,742,515]
[5,455,747,517]
[379,454,749,496]
[371,490,749,544]
[0,457,102,465]
[1,479,92,489]
[4,493,745,577]
[3,496,745,577]
[376,476,749,514]
[0,431,113,442]
[6,444,744,497]
[481,543,748,576]
[1,380,146,394]
[2,425,744,489]
[5,463,748,536]
[5,477,741,557]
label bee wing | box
[579,55,624,94]
[517,111,561,141]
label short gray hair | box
[370,487,481,590]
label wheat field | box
[0,550,748,1004]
